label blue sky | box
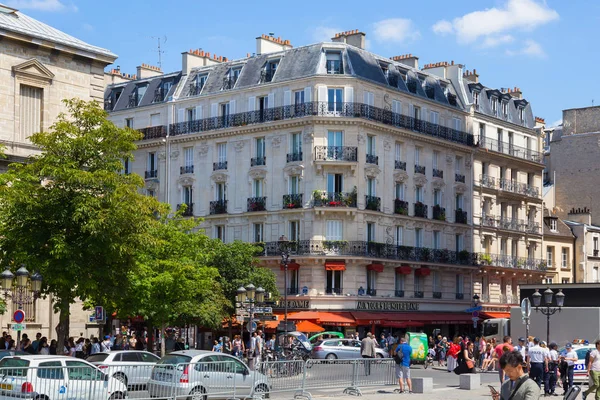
[6,0,599,125]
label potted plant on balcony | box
[313,190,325,206]
[323,240,348,252]
[395,202,408,215]
[458,250,471,263]
[346,187,358,207]
[433,205,445,221]
[538,260,547,270]
[480,253,493,265]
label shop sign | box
[273,300,310,309]
[482,305,510,313]
[356,301,420,311]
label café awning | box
[367,263,384,273]
[325,261,346,271]
[280,262,300,271]
[395,266,412,275]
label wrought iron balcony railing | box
[138,125,167,140]
[455,173,466,183]
[477,253,547,271]
[209,200,227,215]
[256,240,479,266]
[313,192,357,208]
[314,146,358,162]
[366,154,379,165]
[153,87,165,103]
[395,160,407,171]
[455,210,468,224]
[365,195,381,212]
[414,202,428,218]
[480,174,496,189]
[145,170,158,179]
[394,199,409,215]
[128,93,138,108]
[456,293,465,300]
[414,291,424,298]
[415,164,426,175]
[283,194,303,209]
[176,203,194,216]
[251,156,266,167]
[222,76,237,90]
[286,152,303,163]
[247,197,267,212]
[180,165,194,174]
[433,205,446,221]
[433,291,442,299]
[167,102,475,146]
[287,287,299,295]
[326,60,343,74]
[478,137,542,163]
[499,178,540,198]
[433,169,444,179]
[213,161,228,171]
[395,290,405,298]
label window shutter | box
[194,105,203,120]
[317,85,328,102]
[421,107,428,121]
[229,100,236,115]
[177,109,185,123]
[304,87,312,103]
[211,103,218,118]
[409,104,414,119]
[284,90,291,106]
[267,93,275,108]
[344,86,354,103]
[248,96,256,112]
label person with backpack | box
[393,337,413,394]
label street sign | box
[465,305,483,313]
[95,306,104,322]
[253,307,273,314]
[521,298,531,318]
[11,323,25,331]
[13,310,25,324]
[472,311,479,318]
[246,321,257,333]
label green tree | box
[0,99,160,348]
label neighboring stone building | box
[426,63,545,318]
[106,31,483,337]
[542,208,575,284]
[565,209,600,283]
[0,4,117,338]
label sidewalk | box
[308,385,492,399]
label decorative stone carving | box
[271,136,282,148]
[303,126,314,143]
[234,140,245,152]
[443,226,455,234]
[211,172,228,183]
[394,170,409,183]
[158,151,166,160]
[383,140,391,151]
[145,180,159,191]
[446,154,454,164]
[198,142,209,157]
[424,223,434,231]
[405,220,416,230]
[357,134,365,144]
[454,183,468,194]
[364,165,381,178]
[249,168,267,180]
[414,175,428,187]
[432,178,445,189]
[284,164,304,176]
[170,150,180,159]
[465,159,472,169]
[177,176,194,187]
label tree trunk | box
[55,298,70,354]
[161,322,166,357]
[228,318,232,341]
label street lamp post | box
[531,287,565,344]
[236,284,265,348]
[0,265,43,349]
[278,235,290,336]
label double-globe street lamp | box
[236,284,266,339]
[0,265,43,348]
[531,287,565,344]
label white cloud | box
[432,20,454,36]
[372,18,420,43]
[481,34,514,48]
[432,0,558,45]
[506,39,546,58]
[310,26,341,43]
[5,0,73,11]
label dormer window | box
[326,51,343,74]
[406,77,417,94]
[550,219,557,232]
[473,91,479,110]
[223,68,241,90]
[261,60,279,83]
[502,101,508,118]
[398,70,407,83]
[191,74,207,95]
[154,80,173,103]
[491,97,498,116]
[128,84,147,108]
[519,107,525,123]
[424,83,435,99]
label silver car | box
[87,350,160,389]
[147,350,270,399]
[311,339,389,360]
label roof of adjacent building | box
[564,220,600,231]
[0,4,116,59]
[104,43,465,112]
[543,209,575,238]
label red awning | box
[325,261,346,271]
[288,311,356,326]
[367,263,384,273]
[395,266,412,275]
[481,312,510,319]
[280,262,300,271]
[415,267,431,276]
[296,320,325,333]
[352,312,474,325]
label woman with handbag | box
[464,341,477,373]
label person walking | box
[361,332,376,376]
[583,339,600,400]
[492,350,540,400]
[546,342,559,396]
[393,337,413,393]
[447,337,460,372]
[562,343,578,393]
[101,336,112,353]
[494,336,513,383]
[91,337,101,354]
[527,337,547,389]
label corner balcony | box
[313,191,357,208]
[247,197,267,212]
[394,199,409,215]
[432,205,446,221]
[478,137,542,164]
[176,203,194,217]
[282,194,303,209]
[209,199,227,215]
[180,165,194,175]
[213,161,228,171]
[477,253,547,272]
[314,146,358,162]
[414,202,428,218]
[365,195,381,212]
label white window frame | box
[456,234,464,252]
[561,248,568,268]
[456,274,464,295]
[550,219,557,232]
[395,183,405,200]
[366,222,375,242]
[415,186,423,202]
[327,88,344,113]
[433,231,441,249]
[415,228,423,248]
[217,143,227,163]
[395,143,402,161]
[326,220,343,240]
[395,226,403,246]
[184,147,193,168]
[432,271,441,292]
[253,179,263,197]
[547,247,553,266]
[253,223,263,243]
[289,220,300,241]
[215,225,225,241]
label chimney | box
[256,34,293,55]
[331,29,366,50]
[462,69,479,83]
[136,63,163,79]
[567,207,591,225]
[104,68,135,86]
[182,49,227,75]
[508,86,523,99]
[390,54,419,69]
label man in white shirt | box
[527,338,548,388]
[562,343,578,392]
[583,339,600,400]
[515,337,527,359]
[545,342,560,396]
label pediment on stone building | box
[12,59,55,83]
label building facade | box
[106,32,484,337]
[565,210,600,283]
[542,209,575,284]
[426,63,546,317]
[0,4,117,338]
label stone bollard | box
[412,377,433,393]
[459,373,481,390]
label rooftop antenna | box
[269,32,275,36]
[150,35,167,69]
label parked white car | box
[0,355,127,399]
[87,350,159,389]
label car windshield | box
[86,354,109,362]
[0,358,30,377]
[156,354,192,365]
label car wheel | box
[189,386,206,400]
[376,353,383,359]
[109,393,125,400]
[113,373,128,386]
[254,383,270,398]
[325,353,337,360]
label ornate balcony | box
[313,191,357,208]
[251,156,266,167]
[477,253,547,271]
[145,170,158,179]
[176,203,194,217]
[395,160,407,171]
[365,195,381,212]
[395,290,405,298]
[213,161,228,171]
[247,197,267,212]
[456,210,468,224]
[209,200,227,215]
[433,205,446,221]
[286,152,303,163]
[283,194,303,209]
[167,102,475,147]
[138,125,167,140]
[478,137,542,163]
[414,202,428,218]
[414,164,426,175]
[433,169,444,179]
[480,174,496,189]
[394,199,409,215]
[314,146,358,162]
[414,291,424,298]
[455,173,466,183]
[180,165,194,175]
[366,154,379,165]
[499,178,540,198]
